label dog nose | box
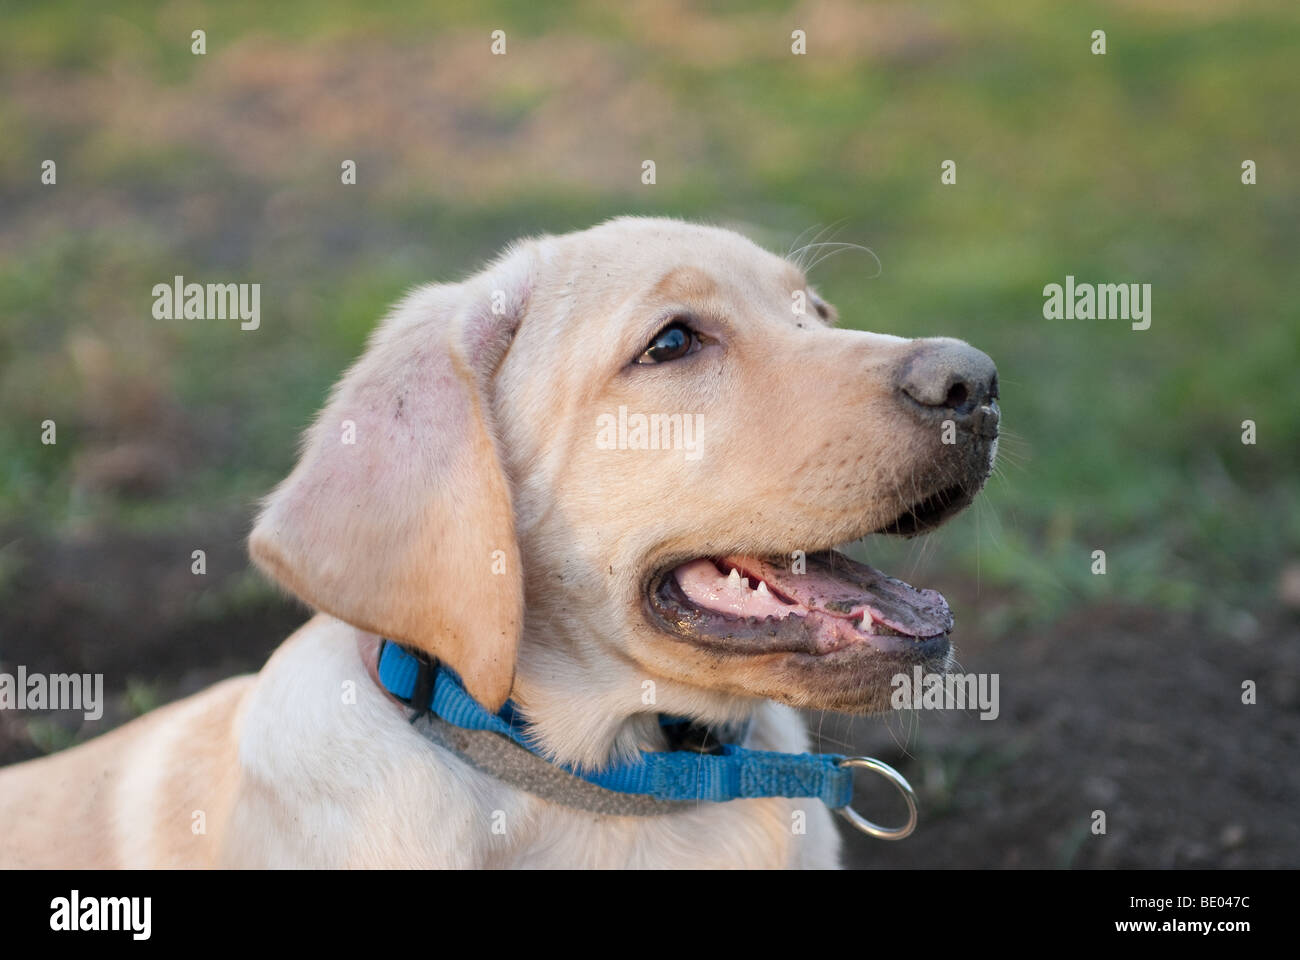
[897,338,999,435]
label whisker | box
[786,223,824,265]
[789,221,844,271]
[798,241,884,279]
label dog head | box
[251,217,997,746]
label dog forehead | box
[544,219,803,311]
[650,265,719,301]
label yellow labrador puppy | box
[0,217,997,868]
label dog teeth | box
[724,567,769,594]
[858,613,872,632]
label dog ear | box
[250,245,537,710]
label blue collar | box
[376,640,917,838]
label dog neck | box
[510,638,765,771]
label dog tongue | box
[726,551,953,638]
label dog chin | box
[773,639,957,715]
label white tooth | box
[756,581,770,597]
[859,613,872,632]
[728,568,741,587]
[741,577,750,589]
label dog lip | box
[789,629,951,662]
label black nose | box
[897,338,999,435]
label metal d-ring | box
[835,756,918,841]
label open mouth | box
[647,549,953,660]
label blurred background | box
[1,1,1297,867]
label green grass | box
[2,0,1297,626]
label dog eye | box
[636,321,699,364]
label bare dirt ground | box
[3,526,1296,868]
[834,589,1300,868]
